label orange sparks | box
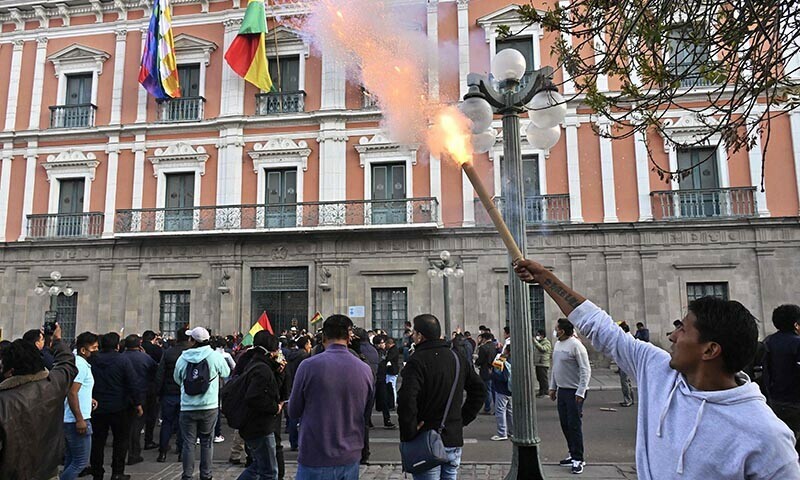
[430,106,474,166]
[336,10,344,19]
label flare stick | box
[461,161,524,263]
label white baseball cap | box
[186,327,210,342]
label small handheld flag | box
[310,312,323,325]
[241,311,274,346]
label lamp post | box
[427,250,465,339]
[34,270,75,321]
[461,49,567,480]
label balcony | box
[158,96,205,122]
[651,187,757,220]
[26,212,104,240]
[49,104,97,128]
[255,91,306,115]
[362,88,379,109]
[475,195,571,226]
[115,198,439,234]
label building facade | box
[1,0,799,354]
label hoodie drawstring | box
[676,399,707,474]
[657,381,680,437]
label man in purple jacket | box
[288,315,374,480]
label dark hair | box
[1,340,45,376]
[100,332,121,351]
[536,329,547,337]
[689,296,758,374]
[322,314,353,341]
[253,331,279,352]
[464,331,471,337]
[0,340,11,351]
[557,318,575,337]
[297,336,310,349]
[620,322,631,333]
[479,332,493,341]
[142,330,157,342]
[124,334,142,350]
[75,332,99,352]
[636,322,644,328]
[22,329,43,344]
[386,337,396,345]
[478,325,487,331]
[176,328,190,343]
[772,304,800,332]
[503,326,510,335]
[372,334,387,347]
[413,314,441,341]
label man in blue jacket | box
[174,327,231,480]
[762,304,800,454]
[122,334,157,465]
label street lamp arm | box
[466,67,556,111]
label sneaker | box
[196,438,200,445]
[559,456,573,467]
[490,435,508,441]
[571,460,585,474]
[383,422,397,430]
[619,401,634,407]
[214,435,225,443]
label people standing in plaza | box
[155,328,190,462]
[141,330,163,451]
[285,335,312,452]
[213,336,237,444]
[0,324,77,479]
[22,328,55,369]
[352,328,379,463]
[475,332,497,414]
[385,337,400,410]
[634,322,650,343]
[122,334,158,465]
[398,313,485,480]
[617,323,635,407]
[490,345,512,441]
[533,329,552,397]
[373,334,395,429]
[174,327,231,480]
[89,332,143,480]
[762,304,800,454]
[549,318,591,474]
[61,332,99,480]
[515,258,800,479]
[288,314,373,480]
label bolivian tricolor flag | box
[310,312,323,325]
[224,0,273,91]
[242,311,274,346]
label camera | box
[43,321,57,336]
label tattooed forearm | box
[543,277,582,309]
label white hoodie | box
[570,301,800,479]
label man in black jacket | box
[155,329,190,462]
[763,304,800,454]
[89,332,143,480]
[122,334,157,465]
[141,330,162,449]
[285,336,312,451]
[385,338,400,410]
[0,324,78,480]
[398,314,485,480]
[474,332,497,414]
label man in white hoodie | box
[515,259,800,479]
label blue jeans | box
[61,421,92,480]
[482,379,493,412]
[494,392,513,437]
[237,434,276,480]
[180,409,217,480]
[411,447,462,480]
[160,395,183,454]
[296,461,359,480]
[556,388,585,462]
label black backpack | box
[183,359,213,395]
[220,363,258,429]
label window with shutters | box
[160,291,191,340]
[372,288,407,339]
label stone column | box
[110,29,128,125]
[456,0,470,98]
[97,265,114,330]
[639,251,664,343]
[604,252,623,319]
[131,135,146,209]
[317,120,348,201]
[12,267,31,338]
[598,119,618,222]
[124,264,141,331]
[18,143,38,241]
[221,19,245,116]
[28,36,49,130]
[564,115,583,222]
[634,130,652,220]
[0,146,13,241]
[103,137,120,236]
[5,40,25,131]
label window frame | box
[371,287,408,340]
[159,290,191,340]
[686,282,729,302]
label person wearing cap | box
[174,327,231,480]
[288,315,373,479]
[515,258,800,479]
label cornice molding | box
[148,142,209,176]
[248,138,311,172]
[355,133,419,167]
[43,149,100,182]
[662,114,721,153]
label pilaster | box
[598,119,618,222]
[634,130,652,220]
[110,29,128,125]
[216,127,245,205]
[0,145,12,241]
[462,171,474,226]
[28,36,49,130]
[564,114,583,222]
[456,0,470,98]
[5,40,25,131]
[747,114,770,217]
[131,135,146,209]
[103,138,120,236]
[429,154,442,226]
[427,0,439,102]
[317,119,348,201]
[18,143,38,241]
[220,18,245,116]
[320,46,346,110]
[136,28,148,123]
[791,111,800,215]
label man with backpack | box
[173,327,231,480]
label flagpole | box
[267,0,282,95]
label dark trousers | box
[159,394,183,454]
[771,401,800,455]
[556,388,585,462]
[287,416,300,450]
[361,392,374,462]
[274,424,285,480]
[535,366,549,395]
[482,378,494,412]
[144,392,159,445]
[374,379,391,425]
[90,409,133,476]
[129,408,146,459]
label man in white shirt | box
[62,332,99,480]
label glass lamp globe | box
[491,48,527,82]
[427,268,438,278]
[460,97,494,134]
[444,267,455,277]
[471,129,496,154]
[34,283,46,296]
[49,285,60,296]
[527,90,567,129]
[526,122,561,150]
[439,250,451,262]
[454,267,465,278]
[64,284,75,297]
[50,271,62,282]
[438,270,445,278]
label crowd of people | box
[0,258,799,479]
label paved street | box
[120,370,639,479]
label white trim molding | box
[42,149,100,215]
[265,26,310,93]
[477,4,545,81]
[173,33,218,98]
[356,133,417,201]
[662,114,729,191]
[248,138,311,205]
[47,43,110,106]
[149,142,209,209]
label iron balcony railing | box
[651,187,757,219]
[157,96,205,122]
[362,89,379,109]
[26,212,104,239]
[115,197,439,234]
[474,195,571,225]
[49,104,97,128]
[255,91,306,115]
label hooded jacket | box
[570,301,800,479]
[173,344,231,411]
[237,352,281,441]
[155,341,189,397]
[0,340,77,480]
[90,349,142,414]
